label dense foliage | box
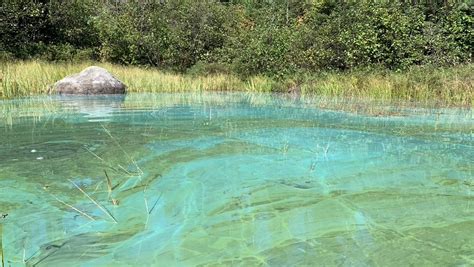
[1,0,472,76]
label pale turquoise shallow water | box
[0,93,473,266]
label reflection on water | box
[0,93,473,266]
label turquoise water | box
[0,93,473,266]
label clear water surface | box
[0,93,473,266]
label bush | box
[0,0,99,59]
[187,62,233,76]
[40,44,96,62]
[1,0,472,74]
[96,1,240,70]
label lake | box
[0,93,473,266]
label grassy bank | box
[1,61,473,106]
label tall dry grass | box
[1,60,472,106]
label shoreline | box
[1,60,472,107]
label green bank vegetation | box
[1,61,472,105]
[0,1,473,104]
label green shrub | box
[0,0,99,59]
[1,0,472,74]
[187,62,233,76]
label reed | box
[100,124,143,176]
[68,179,118,223]
[45,189,96,222]
[143,188,149,229]
[143,184,161,230]
[104,170,119,206]
[0,223,4,267]
[1,60,472,106]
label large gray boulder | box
[54,66,126,95]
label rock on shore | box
[54,66,126,95]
